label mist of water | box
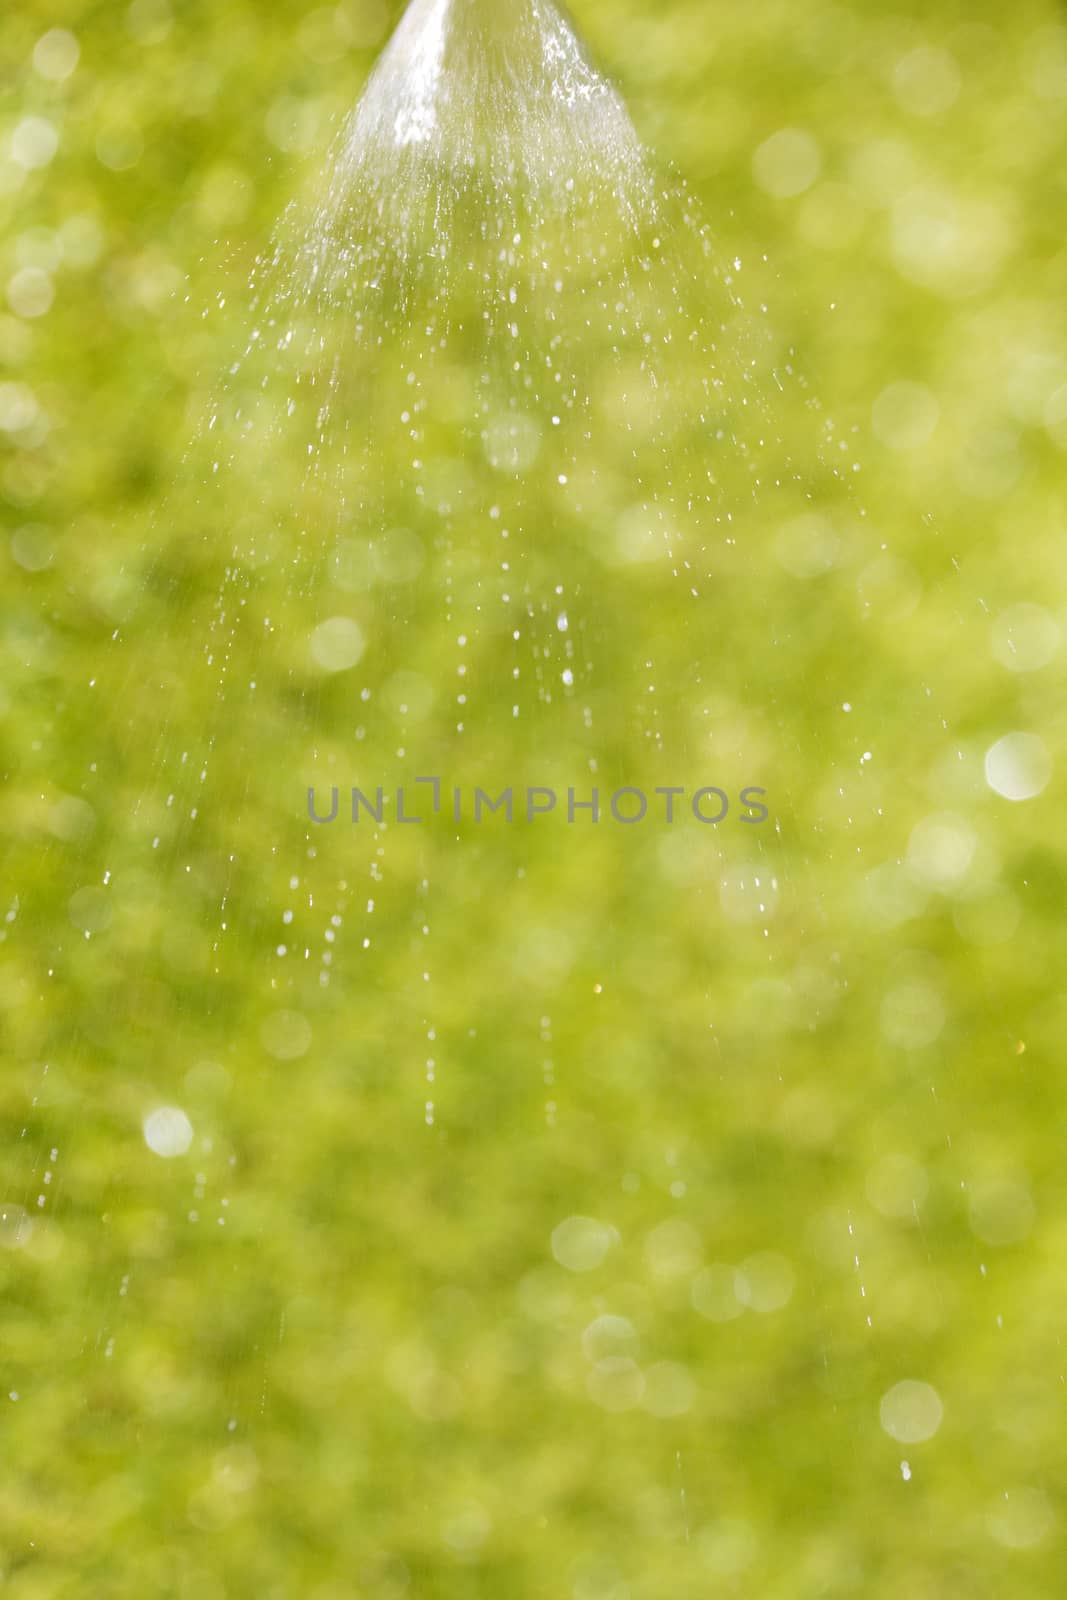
[92,0,888,1076]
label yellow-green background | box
[2,2,1066,1596]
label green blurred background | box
[2,1,1067,1596]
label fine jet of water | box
[295,0,655,303]
[359,0,637,162]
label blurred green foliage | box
[2,1,1067,1597]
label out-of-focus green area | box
[2,2,1067,1597]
